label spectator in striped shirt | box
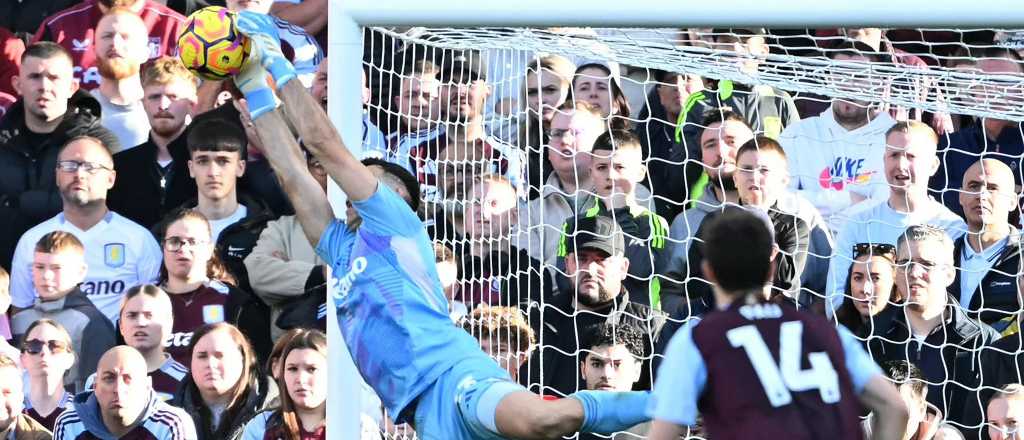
[52,346,197,440]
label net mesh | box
[356,26,1024,439]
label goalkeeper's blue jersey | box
[316,184,482,421]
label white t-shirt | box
[209,205,248,242]
[10,212,163,323]
[825,197,967,315]
[89,89,150,153]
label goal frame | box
[324,2,1024,437]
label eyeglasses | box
[894,258,944,273]
[162,236,208,251]
[23,339,70,355]
[853,243,896,259]
[56,160,112,174]
[548,128,580,140]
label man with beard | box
[665,110,752,291]
[780,41,896,233]
[409,51,524,221]
[89,9,152,152]
[528,215,670,397]
[33,0,185,91]
[108,57,198,229]
[8,136,162,324]
[0,42,119,273]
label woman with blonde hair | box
[517,54,576,199]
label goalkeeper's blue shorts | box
[413,353,525,440]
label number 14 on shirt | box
[727,321,842,407]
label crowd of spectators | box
[0,2,1022,438]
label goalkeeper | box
[225,11,650,440]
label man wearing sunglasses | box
[8,135,162,324]
[865,224,998,431]
[11,231,117,392]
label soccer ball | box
[177,6,251,81]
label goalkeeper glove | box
[235,10,297,88]
[234,60,278,119]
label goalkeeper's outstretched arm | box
[247,106,333,247]
[276,78,379,205]
[231,10,378,247]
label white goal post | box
[325,1,1024,438]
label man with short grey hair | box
[865,224,998,428]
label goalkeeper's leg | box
[452,375,650,439]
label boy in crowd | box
[558,130,670,310]
[11,231,117,391]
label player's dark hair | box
[583,322,646,360]
[883,360,926,398]
[187,114,248,160]
[702,207,774,293]
[21,41,72,65]
[592,129,642,154]
[361,158,421,213]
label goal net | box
[353,26,1024,439]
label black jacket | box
[960,332,1024,439]
[865,298,1000,428]
[172,371,277,440]
[525,290,673,397]
[685,203,809,308]
[0,90,119,270]
[108,132,197,230]
[634,87,708,221]
[949,233,1023,326]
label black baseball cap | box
[565,215,625,257]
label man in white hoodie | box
[780,41,896,234]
